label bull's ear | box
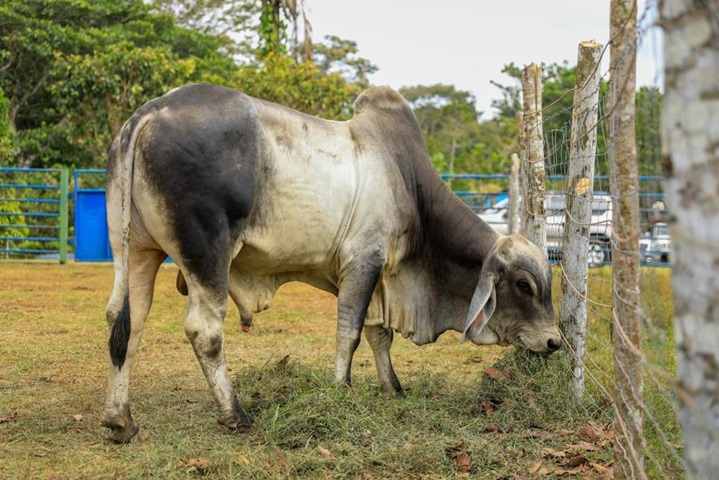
[461,272,497,343]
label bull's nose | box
[547,338,562,352]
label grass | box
[0,261,679,478]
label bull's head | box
[462,234,561,353]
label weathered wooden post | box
[660,0,719,476]
[609,0,645,477]
[560,41,603,398]
[508,153,521,234]
[520,63,547,252]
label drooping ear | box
[461,271,498,343]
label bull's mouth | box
[517,333,562,354]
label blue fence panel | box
[0,167,68,261]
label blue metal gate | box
[0,167,69,262]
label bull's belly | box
[233,242,337,278]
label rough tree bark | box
[560,41,602,399]
[608,1,645,478]
[520,63,547,252]
[660,1,719,477]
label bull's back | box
[111,84,378,277]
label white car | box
[640,222,671,264]
[478,193,612,267]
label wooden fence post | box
[661,0,719,476]
[609,1,645,477]
[508,153,521,234]
[520,63,547,252]
[560,41,603,398]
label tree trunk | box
[560,41,602,399]
[660,1,719,477]
[609,1,645,478]
[520,63,547,252]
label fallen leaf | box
[453,451,471,473]
[317,446,331,457]
[480,398,495,417]
[275,355,290,371]
[484,367,502,379]
[538,466,550,475]
[563,453,587,468]
[590,462,611,473]
[484,424,500,433]
[590,463,614,479]
[528,461,543,474]
[542,447,566,459]
[181,457,212,474]
[273,452,292,470]
[502,367,514,379]
[568,441,599,451]
[73,414,83,421]
[579,422,604,442]
[558,428,573,436]
[554,466,587,476]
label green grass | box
[0,262,680,478]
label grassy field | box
[0,262,679,478]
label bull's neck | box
[419,175,500,265]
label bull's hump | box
[353,87,411,115]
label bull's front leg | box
[335,255,384,387]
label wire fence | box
[442,2,680,475]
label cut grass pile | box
[0,261,678,478]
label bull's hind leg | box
[364,325,403,395]
[103,249,166,443]
[182,270,253,431]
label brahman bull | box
[103,84,560,443]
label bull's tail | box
[108,114,151,368]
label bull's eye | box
[516,280,532,295]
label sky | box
[306,0,663,119]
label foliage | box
[0,0,238,168]
[400,84,517,194]
[233,53,359,120]
[0,87,13,165]
[150,0,260,60]
[636,86,662,176]
[313,35,378,86]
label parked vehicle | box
[640,222,671,264]
[478,193,613,267]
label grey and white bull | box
[103,84,560,443]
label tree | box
[1,0,238,167]
[313,35,377,86]
[150,0,259,59]
[635,86,662,175]
[0,87,12,164]
[399,84,480,173]
[232,52,357,120]
[660,0,719,476]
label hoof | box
[218,413,254,433]
[102,416,139,443]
